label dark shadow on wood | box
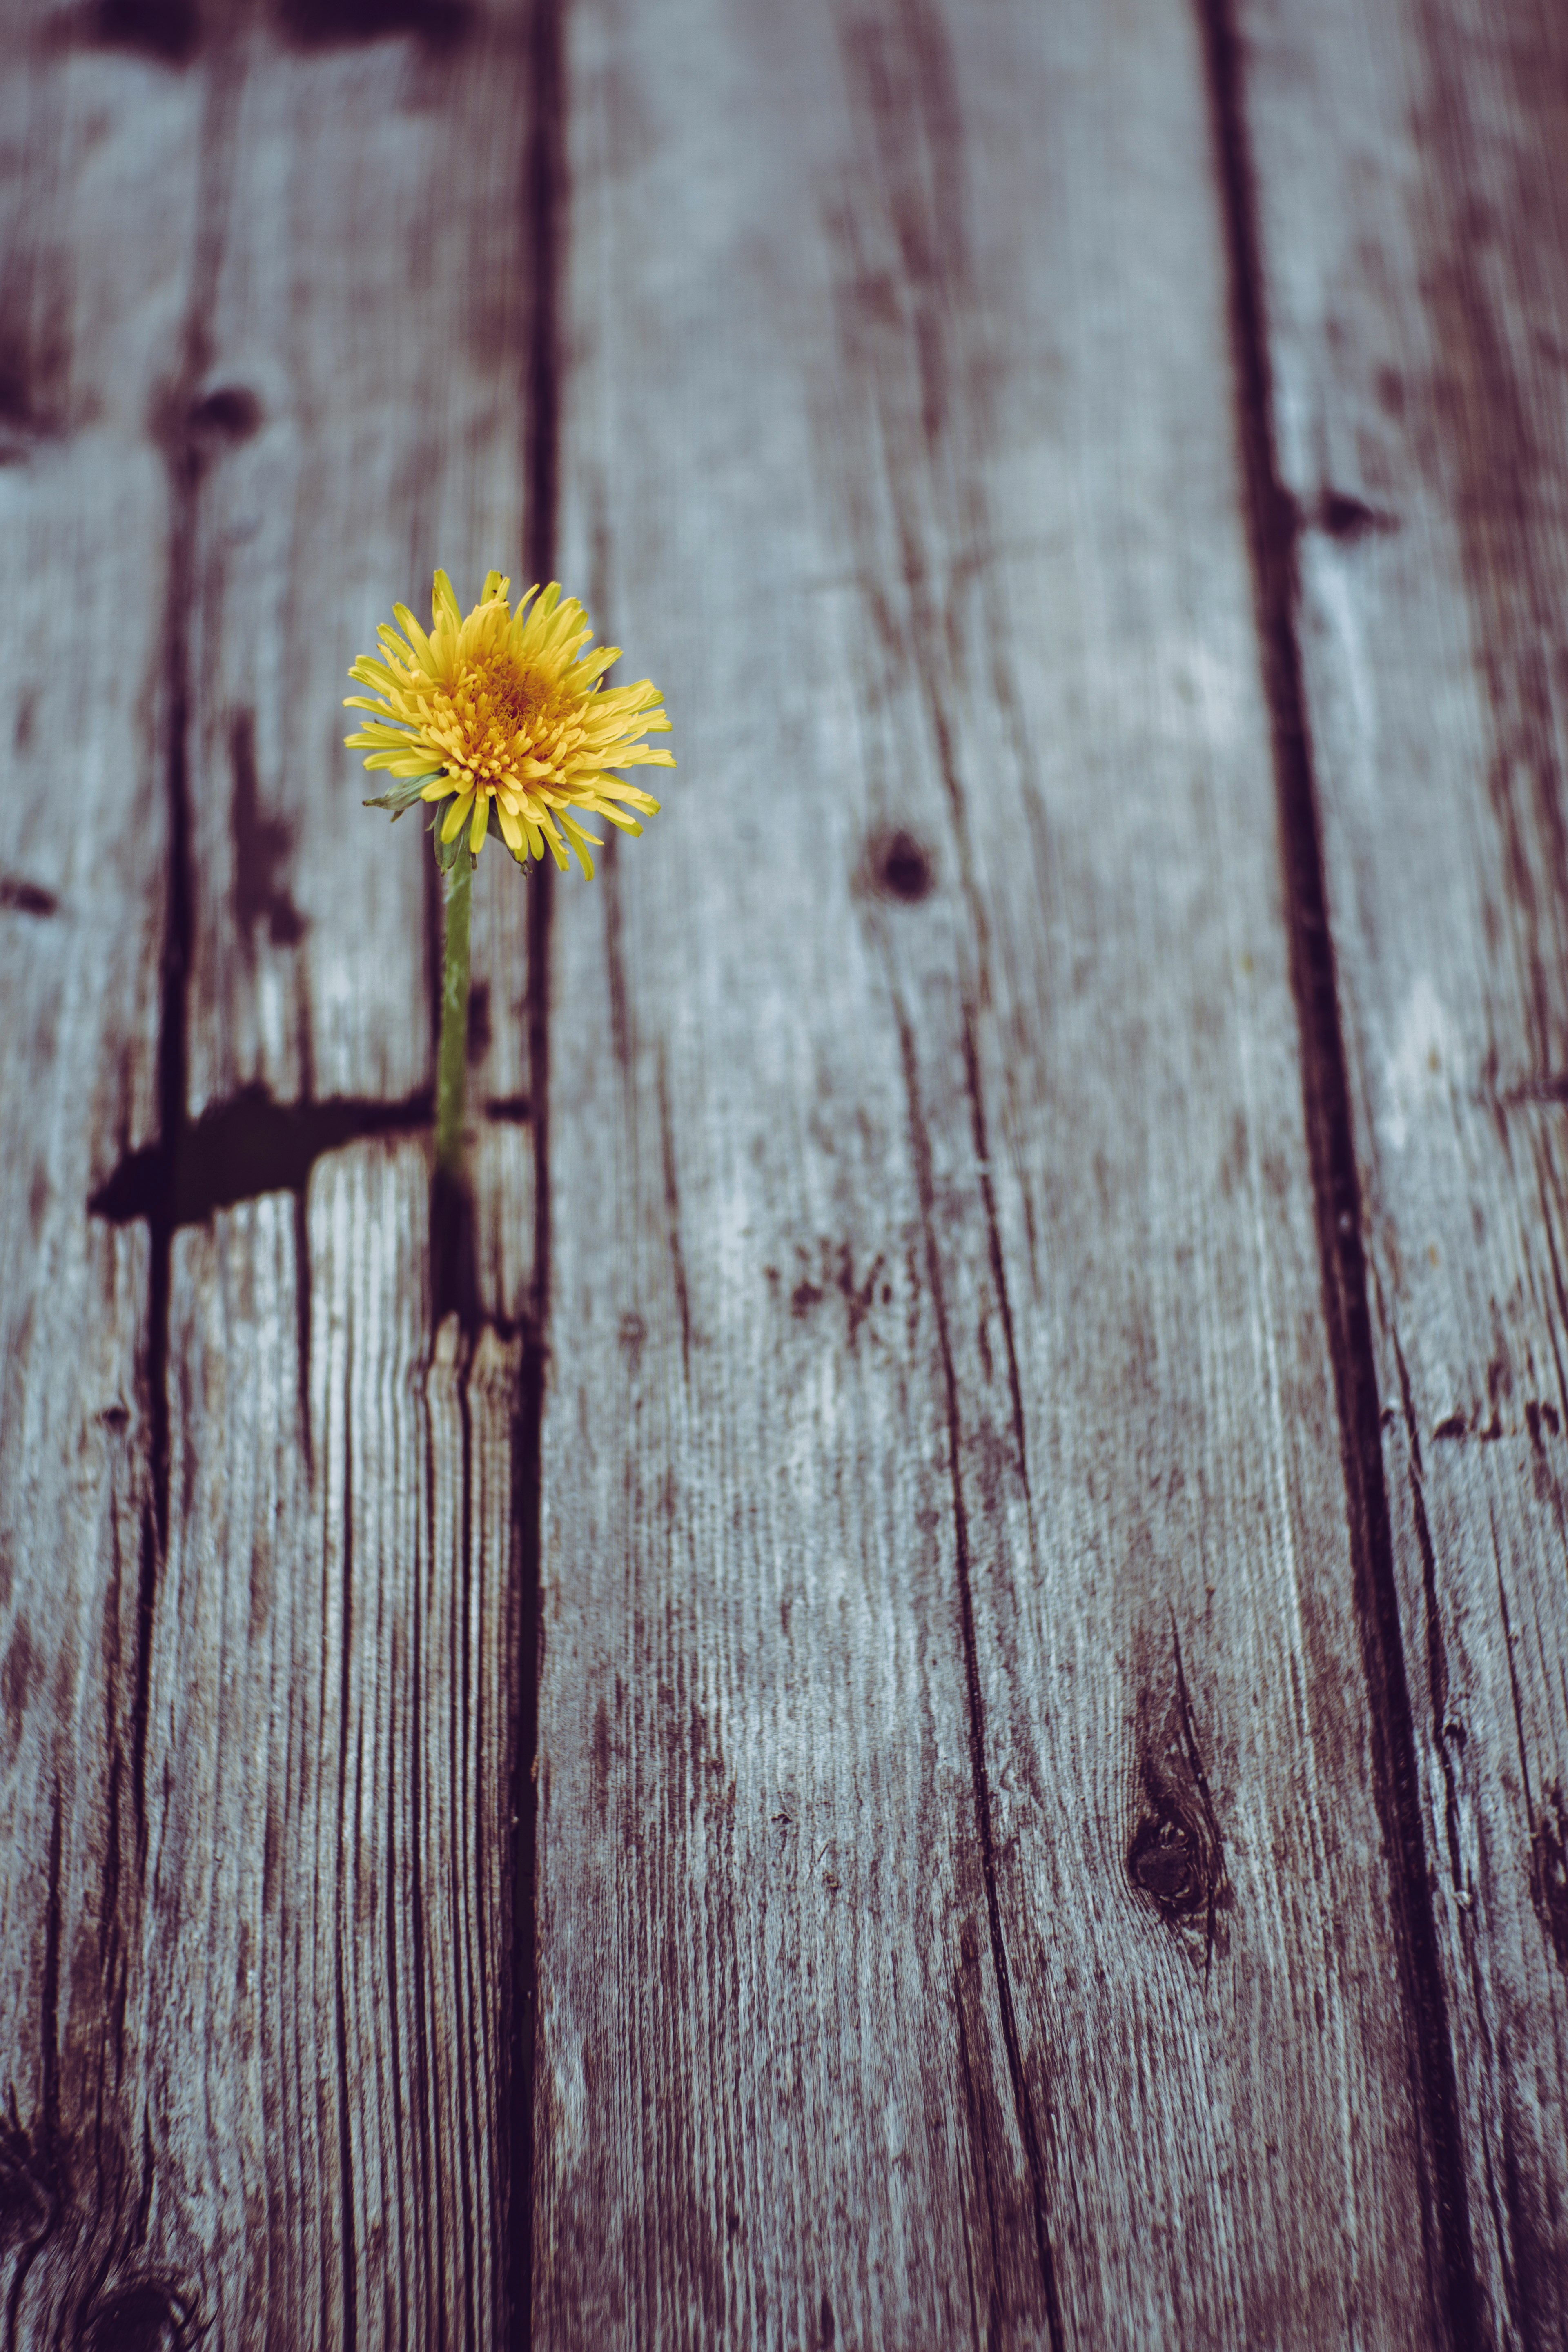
[90,1085,432,1233]
[0,876,58,918]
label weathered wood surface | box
[1234,0,1568,2339]
[0,30,204,2337]
[0,6,538,2342]
[533,0,1483,2342]
[2,0,1567,2343]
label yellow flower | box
[345,568,673,878]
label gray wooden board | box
[535,0,1453,2341]
[1235,0,1568,2340]
[0,26,203,2328]
[11,1144,518,2345]
[138,1150,517,2345]
[0,5,539,2341]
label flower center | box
[435,652,562,789]
[485,656,539,736]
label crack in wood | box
[509,0,565,2340]
[959,1004,1029,1501]
[656,1042,693,1385]
[1392,1332,1470,1904]
[893,996,1066,2352]
[331,1385,360,2352]
[1196,0,1483,2339]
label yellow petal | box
[559,813,603,880]
[394,605,442,678]
[442,791,474,843]
[352,652,407,686]
[537,811,570,871]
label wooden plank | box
[535,0,1449,2340]
[1232,0,1568,2339]
[8,1143,518,2344]
[2,5,539,2336]
[133,1145,515,2346]
[0,21,203,2324]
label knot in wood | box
[1127,1799,1212,1920]
[79,2279,202,2352]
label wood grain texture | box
[0,25,203,2325]
[0,6,539,2339]
[9,0,1567,2338]
[1234,0,1568,2341]
[534,0,1450,2340]
[144,1145,516,2346]
[6,1143,520,2344]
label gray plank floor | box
[0,0,1564,2343]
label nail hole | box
[868,827,934,903]
[188,385,263,444]
[1316,489,1393,542]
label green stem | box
[436,851,473,1177]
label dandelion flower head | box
[346,569,673,878]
